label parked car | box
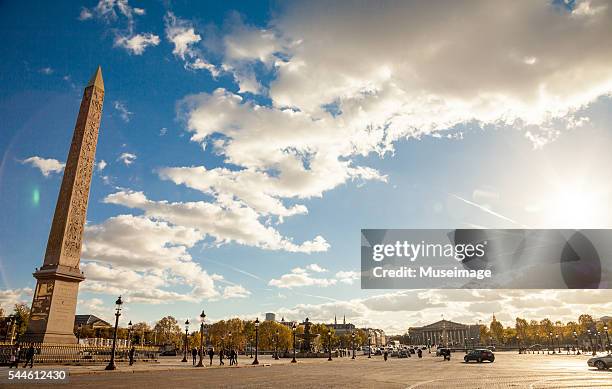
[464,349,495,363]
[587,354,612,370]
[436,347,450,356]
[398,349,409,358]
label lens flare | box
[32,187,40,207]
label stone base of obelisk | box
[23,266,84,344]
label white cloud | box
[21,156,65,177]
[268,266,362,289]
[269,267,337,289]
[117,152,136,165]
[113,101,133,122]
[222,285,251,299]
[103,190,328,253]
[114,33,160,55]
[164,12,218,76]
[160,127,168,136]
[335,270,360,285]
[96,160,107,171]
[84,1,158,55]
[39,67,54,75]
[81,214,223,303]
[0,288,33,312]
[306,264,326,273]
[78,7,93,21]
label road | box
[1,352,610,388]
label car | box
[398,350,409,358]
[464,349,495,363]
[486,345,496,351]
[587,354,612,370]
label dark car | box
[464,349,495,363]
[587,354,612,370]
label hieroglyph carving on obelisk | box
[24,67,104,344]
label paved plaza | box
[1,352,611,388]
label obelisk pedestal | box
[24,67,105,344]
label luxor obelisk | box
[24,67,104,344]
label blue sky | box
[1,0,612,333]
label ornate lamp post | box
[128,320,133,347]
[604,325,610,352]
[556,334,560,353]
[291,323,297,363]
[587,329,595,356]
[327,330,332,361]
[368,335,372,358]
[573,331,579,355]
[274,329,279,360]
[197,310,206,367]
[517,336,521,354]
[470,337,474,350]
[351,331,356,359]
[105,296,123,371]
[597,331,603,353]
[548,332,553,354]
[181,319,189,362]
[229,331,233,351]
[252,318,260,365]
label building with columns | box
[408,319,481,347]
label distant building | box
[278,317,297,328]
[326,315,356,336]
[408,319,481,346]
[363,328,386,347]
[74,314,111,329]
[265,312,276,322]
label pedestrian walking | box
[129,346,136,366]
[383,350,388,361]
[208,348,214,366]
[417,348,423,358]
[23,344,35,368]
[234,349,238,365]
[192,347,198,365]
[219,349,224,365]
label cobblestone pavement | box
[1,352,610,388]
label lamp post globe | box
[105,295,123,370]
[327,330,332,361]
[181,319,190,362]
[197,310,206,367]
[291,323,297,363]
[252,318,260,365]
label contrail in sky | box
[450,193,529,228]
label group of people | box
[8,343,36,368]
[200,347,239,366]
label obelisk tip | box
[87,66,104,91]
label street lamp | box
[556,334,560,354]
[549,332,553,354]
[351,331,356,359]
[229,331,233,351]
[181,319,189,362]
[105,296,123,370]
[291,323,297,363]
[604,325,610,352]
[252,318,260,365]
[368,335,372,358]
[197,310,206,367]
[274,329,279,360]
[573,331,579,355]
[128,320,133,347]
[587,329,596,356]
[327,330,332,361]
